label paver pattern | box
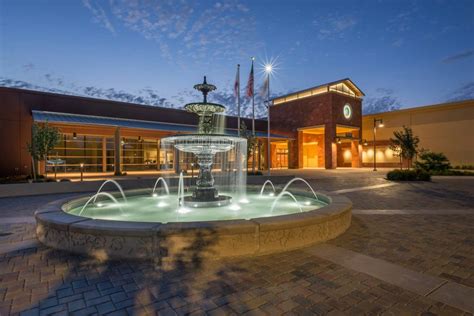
[0,170,473,315]
[0,243,470,316]
[329,214,474,287]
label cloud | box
[82,0,260,62]
[313,14,357,40]
[387,6,418,33]
[363,88,401,114]
[0,76,268,118]
[82,0,115,34]
[22,63,35,72]
[392,38,404,47]
[445,82,474,102]
[441,50,474,64]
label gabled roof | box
[272,78,365,104]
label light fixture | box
[138,136,142,142]
[73,132,77,140]
[265,64,273,74]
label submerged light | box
[229,204,241,211]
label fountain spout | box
[260,180,276,196]
[93,180,127,204]
[152,177,170,197]
[270,191,303,213]
[280,177,319,201]
[79,192,123,216]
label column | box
[324,124,337,169]
[102,136,107,172]
[114,127,122,175]
[351,131,361,168]
[297,131,304,169]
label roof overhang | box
[32,110,290,140]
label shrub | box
[386,169,431,181]
[453,164,474,170]
[247,171,263,176]
[415,151,451,172]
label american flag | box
[246,61,254,98]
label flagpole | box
[267,72,271,176]
[237,64,241,136]
[251,57,256,174]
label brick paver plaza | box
[1,170,473,315]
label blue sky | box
[1,0,473,116]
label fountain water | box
[260,180,276,196]
[79,192,122,216]
[161,76,246,208]
[280,177,319,201]
[92,180,127,204]
[270,191,303,213]
[152,177,170,197]
[177,171,185,208]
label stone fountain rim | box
[34,187,352,259]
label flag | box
[246,61,254,98]
[260,74,269,98]
[234,64,240,97]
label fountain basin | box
[35,188,352,260]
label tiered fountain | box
[35,77,352,261]
[161,76,245,207]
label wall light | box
[73,132,77,140]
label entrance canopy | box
[32,110,289,139]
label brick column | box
[297,131,304,169]
[324,124,337,169]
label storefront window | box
[122,138,159,171]
[47,134,114,173]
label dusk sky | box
[1,0,474,116]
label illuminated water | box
[66,190,327,223]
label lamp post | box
[80,163,84,181]
[373,118,384,171]
[264,63,272,176]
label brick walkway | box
[0,171,473,315]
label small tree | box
[239,121,257,172]
[415,150,451,173]
[389,126,419,169]
[27,122,61,180]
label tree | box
[415,150,451,173]
[27,122,61,180]
[389,126,419,169]
[239,121,257,172]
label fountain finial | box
[193,75,216,103]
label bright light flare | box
[264,64,273,73]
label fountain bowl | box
[35,186,352,261]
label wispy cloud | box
[313,14,357,40]
[387,5,419,33]
[446,82,474,102]
[0,76,269,118]
[441,50,474,64]
[82,0,260,62]
[22,63,35,72]
[392,38,404,47]
[82,0,115,34]
[363,88,401,114]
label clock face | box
[343,104,352,119]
